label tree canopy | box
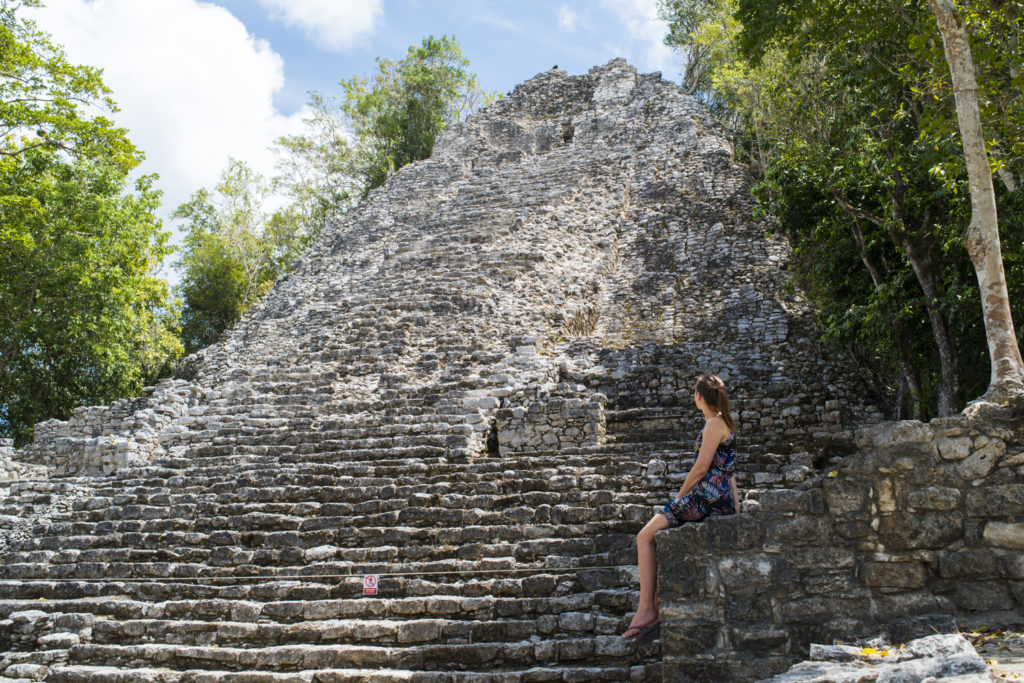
[0,0,180,444]
[174,159,313,354]
[659,0,1024,417]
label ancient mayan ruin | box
[2,59,1021,682]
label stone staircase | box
[1,437,678,681]
[1,406,823,681]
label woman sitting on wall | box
[621,373,741,643]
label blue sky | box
[211,0,680,113]
[29,0,681,284]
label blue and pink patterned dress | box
[660,430,737,527]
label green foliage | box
[0,0,135,167]
[273,92,361,238]
[659,0,723,95]
[0,152,181,445]
[340,35,491,194]
[174,159,313,354]
[0,0,180,444]
[660,0,1024,417]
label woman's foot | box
[621,611,659,639]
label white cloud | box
[600,0,677,75]
[26,0,308,283]
[257,0,383,51]
[473,14,523,34]
[558,5,580,32]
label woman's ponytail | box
[696,374,736,432]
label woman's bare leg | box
[623,513,670,635]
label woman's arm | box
[730,474,740,513]
[676,419,729,499]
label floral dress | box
[660,430,736,527]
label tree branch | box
[830,189,887,227]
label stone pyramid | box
[0,60,882,682]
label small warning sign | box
[363,574,379,595]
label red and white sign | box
[363,574,379,595]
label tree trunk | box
[896,331,926,421]
[928,0,1024,403]
[849,220,924,419]
[897,235,960,416]
[833,189,958,415]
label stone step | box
[0,647,71,679]
[279,447,459,464]
[88,616,561,648]
[79,473,648,503]
[0,540,636,582]
[66,635,654,672]
[16,514,645,552]
[65,487,650,513]
[47,665,418,683]
[40,490,650,523]
[195,415,476,438]
[11,534,633,561]
[79,476,643,504]
[162,452,650,475]
[174,439,686,464]
[0,566,636,603]
[219,435,467,453]
[0,587,637,624]
[64,481,651,514]
[4,531,638,570]
[47,661,661,682]
[131,454,651,481]
[52,502,646,531]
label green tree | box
[340,35,490,194]
[1,0,181,444]
[175,36,494,355]
[174,159,312,354]
[926,0,1024,403]
[1,0,135,166]
[273,92,361,237]
[659,0,1024,417]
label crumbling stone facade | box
[17,381,208,477]
[21,60,880,480]
[0,60,890,681]
[659,405,1024,681]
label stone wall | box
[16,380,207,477]
[658,404,1024,681]
[495,383,607,455]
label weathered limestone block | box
[859,560,928,589]
[983,521,1024,550]
[856,420,937,458]
[878,511,964,550]
[764,633,989,682]
[957,437,1005,480]
[937,435,974,461]
[906,486,962,511]
[0,439,46,482]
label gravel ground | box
[964,628,1024,681]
